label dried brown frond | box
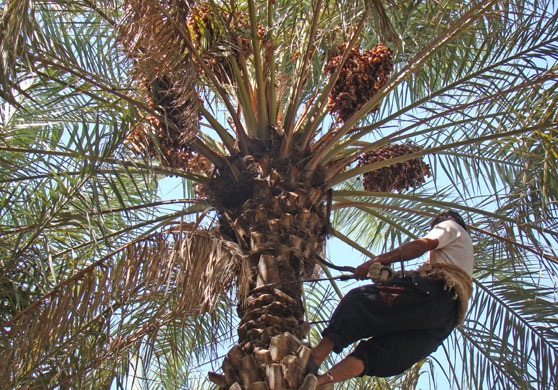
[120,0,194,78]
[358,143,432,192]
[0,230,248,388]
[0,0,38,105]
[170,230,251,306]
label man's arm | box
[354,238,439,279]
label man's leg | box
[316,324,456,385]
[316,356,365,385]
[307,285,380,374]
[311,335,335,366]
[347,327,454,378]
[308,283,406,375]
[310,278,458,380]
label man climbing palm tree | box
[310,210,474,385]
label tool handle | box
[338,274,355,281]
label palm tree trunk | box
[204,152,330,389]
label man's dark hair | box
[430,210,468,232]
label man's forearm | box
[373,247,403,265]
[354,238,438,279]
[374,238,438,265]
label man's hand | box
[354,239,438,280]
[354,252,393,280]
[354,258,377,280]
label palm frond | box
[1,0,557,388]
[454,280,557,389]
[363,0,401,47]
[1,230,249,388]
[311,0,502,161]
[0,0,39,105]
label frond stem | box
[310,0,499,169]
[247,0,269,137]
[329,228,375,258]
[300,16,366,164]
[198,105,236,155]
[283,0,323,137]
[328,124,549,185]
[229,57,258,143]
[300,16,366,167]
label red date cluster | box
[324,43,393,122]
[358,143,432,193]
[127,77,212,174]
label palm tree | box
[1,0,557,388]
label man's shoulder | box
[437,220,468,235]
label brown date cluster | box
[358,143,432,193]
[127,77,212,174]
[324,43,394,122]
[187,3,265,84]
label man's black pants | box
[321,275,459,377]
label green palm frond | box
[453,281,557,389]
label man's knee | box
[349,331,444,377]
[346,355,366,377]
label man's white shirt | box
[424,220,474,277]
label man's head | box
[430,210,468,232]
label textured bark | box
[209,332,326,390]
[204,149,330,389]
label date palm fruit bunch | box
[324,42,394,122]
[120,0,211,174]
[358,143,432,192]
[126,76,212,174]
[187,3,253,84]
